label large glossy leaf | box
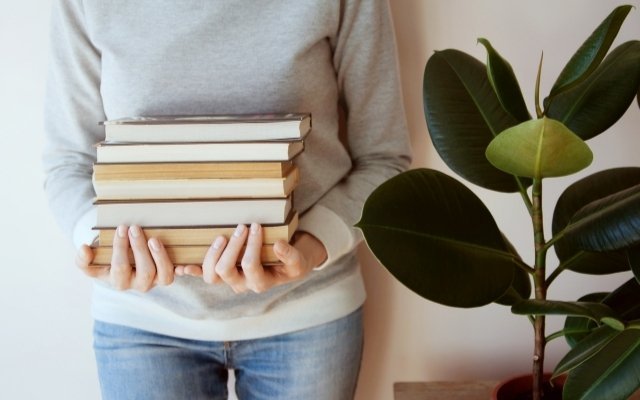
[423,50,530,192]
[512,300,623,329]
[546,40,640,141]
[494,234,532,306]
[356,169,518,308]
[563,184,640,252]
[564,280,640,348]
[564,293,608,348]
[562,329,640,400]
[547,5,633,99]
[478,38,531,122]
[553,168,640,274]
[554,325,618,379]
[485,117,592,179]
[603,278,640,321]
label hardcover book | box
[93,160,296,180]
[100,113,311,143]
[94,197,293,227]
[95,211,299,246]
[95,140,304,163]
[93,166,299,199]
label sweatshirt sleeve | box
[42,0,105,248]
[299,0,412,270]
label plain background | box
[1,1,638,399]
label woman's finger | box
[273,239,305,280]
[215,224,248,292]
[202,236,226,284]
[241,223,270,293]
[182,265,204,277]
[76,245,111,281]
[128,225,157,292]
[148,237,175,286]
[110,225,133,290]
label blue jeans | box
[93,308,363,400]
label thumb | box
[75,244,95,267]
[273,239,293,262]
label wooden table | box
[394,381,497,400]
[394,381,640,400]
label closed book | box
[94,197,292,227]
[101,113,311,143]
[95,140,304,163]
[90,244,280,266]
[93,165,299,200]
[92,160,295,180]
[95,211,298,246]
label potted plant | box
[356,5,640,400]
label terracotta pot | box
[492,373,566,400]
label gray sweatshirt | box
[43,0,411,340]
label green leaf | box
[494,234,532,306]
[553,168,640,274]
[563,281,640,348]
[564,184,640,252]
[546,40,640,141]
[485,117,592,179]
[602,280,640,326]
[423,50,530,192]
[494,266,531,306]
[564,293,608,348]
[478,38,531,122]
[563,329,640,400]
[554,325,619,379]
[512,300,623,328]
[547,5,633,100]
[356,169,517,308]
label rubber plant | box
[356,6,640,400]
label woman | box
[43,1,411,399]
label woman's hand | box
[75,225,176,292]
[184,223,327,293]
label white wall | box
[1,1,637,399]
[0,1,99,399]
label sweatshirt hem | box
[91,267,366,341]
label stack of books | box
[90,113,311,266]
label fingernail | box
[148,238,161,252]
[234,224,246,237]
[130,225,141,238]
[250,223,260,235]
[117,225,127,238]
[212,236,225,249]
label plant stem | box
[516,176,534,216]
[531,178,547,400]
